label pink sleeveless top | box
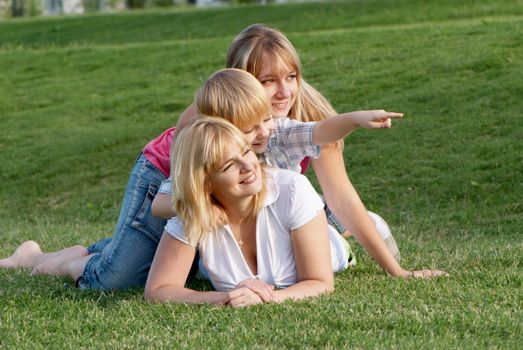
[143,127,175,177]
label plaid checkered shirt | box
[260,117,321,172]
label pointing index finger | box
[386,112,404,119]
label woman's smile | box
[272,100,291,114]
[240,171,257,185]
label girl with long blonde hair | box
[171,24,445,278]
[0,25,447,290]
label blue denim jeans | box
[77,154,167,290]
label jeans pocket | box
[130,182,166,245]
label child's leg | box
[31,246,89,277]
[77,154,167,290]
[0,241,87,270]
[86,237,112,255]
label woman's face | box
[209,144,262,203]
[258,56,298,118]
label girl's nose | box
[275,80,291,98]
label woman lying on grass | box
[152,68,408,266]
[145,70,447,306]
[145,117,350,306]
[0,68,447,289]
[160,23,409,274]
[0,24,447,288]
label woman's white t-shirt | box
[164,168,349,291]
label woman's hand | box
[234,277,276,303]
[399,269,449,279]
[352,110,403,129]
[226,287,264,308]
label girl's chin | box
[271,110,289,118]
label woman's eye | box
[222,163,233,172]
[287,74,296,80]
[243,128,254,134]
[243,149,251,156]
[261,79,274,85]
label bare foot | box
[0,241,42,268]
[31,245,88,276]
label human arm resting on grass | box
[273,212,335,302]
[311,145,448,278]
[230,212,335,306]
[312,110,403,145]
[145,230,274,307]
[144,232,230,305]
[227,279,276,307]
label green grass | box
[0,0,522,348]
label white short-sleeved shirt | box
[165,168,349,291]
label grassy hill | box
[0,0,522,348]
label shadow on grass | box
[0,268,214,307]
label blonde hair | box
[195,68,271,131]
[171,117,267,245]
[226,23,338,123]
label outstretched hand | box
[353,110,403,129]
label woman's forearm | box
[331,186,404,276]
[144,233,233,305]
[273,280,334,303]
[145,285,230,305]
[312,147,407,277]
[281,213,335,302]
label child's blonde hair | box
[170,117,267,245]
[195,68,271,131]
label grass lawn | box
[0,0,522,348]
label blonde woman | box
[152,68,406,266]
[171,24,424,278]
[0,68,414,288]
[145,117,352,306]
[0,25,445,289]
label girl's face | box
[258,56,298,118]
[209,145,262,204]
[240,114,275,154]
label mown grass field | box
[0,0,522,348]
